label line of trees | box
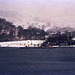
[0,18,75,43]
[0,18,46,42]
[47,32,72,44]
[42,31,75,47]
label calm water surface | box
[0,47,75,75]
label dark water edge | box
[0,47,75,75]
[0,70,75,75]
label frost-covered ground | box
[0,40,45,47]
[0,40,75,47]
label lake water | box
[0,47,75,75]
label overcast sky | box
[0,0,75,28]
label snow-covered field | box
[0,40,45,47]
[0,40,75,47]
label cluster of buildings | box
[41,31,75,47]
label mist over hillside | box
[0,10,75,32]
[0,10,26,26]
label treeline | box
[42,31,75,47]
[47,32,72,44]
[0,18,46,42]
[0,18,75,43]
